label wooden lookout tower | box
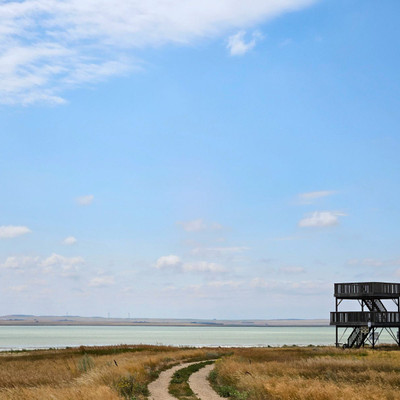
[330,282,400,348]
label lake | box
[0,325,395,350]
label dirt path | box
[188,363,224,400]
[148,361,198,400]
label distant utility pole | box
[107,312,110,319]
[128,313,131,319]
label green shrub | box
[216,385,249,399]
[115,375,149,399]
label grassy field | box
[0,345,222,400]
[210,346,400,400]
[1,345,400,399]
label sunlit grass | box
[211,346,400,400]
[0,345,224,400]
[2,345,400,399]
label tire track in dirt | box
[148,361,198,400]
[188,363,224,400]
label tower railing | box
[335,282,400,298]
[330,311,400,326]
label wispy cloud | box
[298,190,337,204]
[250,277,330,295]
[155,254,226,273]
[227,30,262,56]
[76,194,94,206]
[89,276,115,287]
[208,280,242,288]
[280,266,305,274]
[41,253,84,268]
[279,38,293,47]
[191,246,249,258]
[40,253,85,277]
[271,236,301,241]
[63,236,77,245]
[183,261,226,273]
[9,285,28,293]
[298,211,346,228]
[0,253,84,278]
[155,255,182,269]
[0,0,316,105]
[0,225,31,239]
[177,219,222,232]
[348,258,400,268]
[0,255,39,269]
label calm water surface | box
[0,326,394,350]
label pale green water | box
[0,326,395,350]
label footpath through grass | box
[168,360,215,400]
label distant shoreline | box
[0,315,329,327]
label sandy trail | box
[148,361,198,400]
[189,363,224,400]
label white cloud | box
[191,246,249,257]
[76,194,94,205]
[183,261,226,272]
[349,258,400,268]
[250,277,330,294]
[41,253,84,268]
[9,285,28,293]
[177,219,223,232]
[0,0,316,105]
[0,225,31,239]
[0,255,39,269]
[298,190,337,204]
[178,219,207,232]
[250,277,279,289]
[298,211,346,228]
[227,30,261,56]
[155,255,225,273]
[1,253,84,278]
[156,255,182,269]
[40,253,85,276]
[63,236,77,245]
[272,236,301,241]
[89,275,115,287]
[280,266,305,274]
[208,280,242,288]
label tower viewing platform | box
[330,282,400,348]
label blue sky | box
[1,0,400,319]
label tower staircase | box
[346,326,370,348]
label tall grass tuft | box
[78,354,95,373]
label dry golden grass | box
[0,345,223,400]
[3,345,400,399]
[212,346,400,400]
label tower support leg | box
[372,327,375,349]
[336,326,338,347]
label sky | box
[1,0,400,319]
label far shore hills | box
[0,315,329,327]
